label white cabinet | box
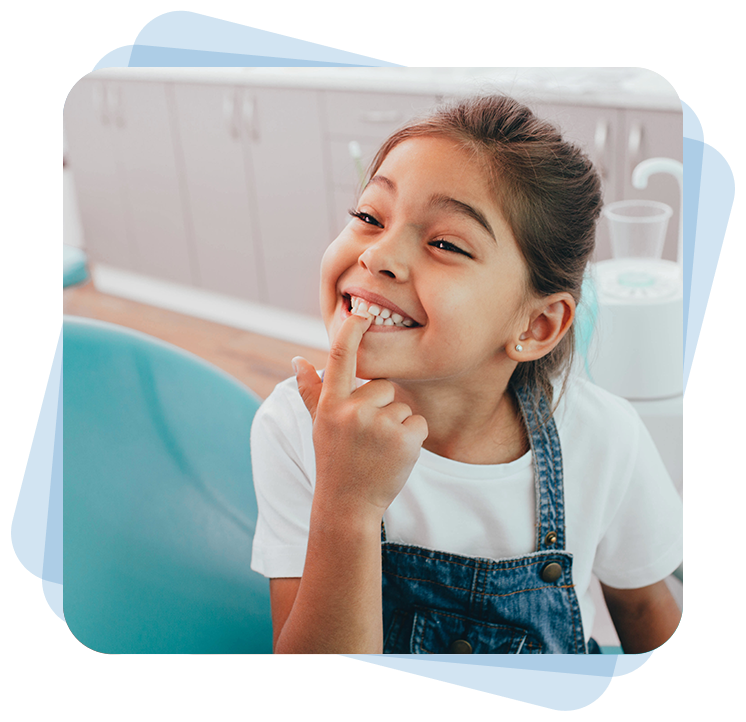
[247,87,330,314]
[65,75,682,322]
[65,78,195,284]
[171,83,264,302]
[64,79,136,271]
[69,80,332,316]
[321,91,441,235]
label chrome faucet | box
[631,157,684,265]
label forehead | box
[370,136,511,242]
[369,137,508,234]
[374,136,492,195]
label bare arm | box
[601,579,681,654]
[271,311,427,654]
[271,503,384,653]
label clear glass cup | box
[603,200,673,260]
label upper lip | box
[342,286,421,324]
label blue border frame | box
[12,11,746,719]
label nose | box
[358,232,411,281]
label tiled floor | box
[64,277,682,652]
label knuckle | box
[339,400,366,426]
[353,402,373,425]
[328,343,348,364]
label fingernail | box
[291,357,301,375]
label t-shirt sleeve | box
[592,409,683,589]
[250,379,315,578]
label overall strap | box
[512,384,566,553]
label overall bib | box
[381,385,591,654]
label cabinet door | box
[322,91,441,232]
[244,87,331,316]
[616,109,683,263]
[113,81,194,284]
[64,78,136,270]
[171,83,263,302]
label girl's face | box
[320,136,532,384]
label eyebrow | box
[366,175,397,193]
[366,175,497,243]
[428,194,497,243]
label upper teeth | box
[350,296,415,327]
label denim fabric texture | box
[381,385,588,654]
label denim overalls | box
[381,384,591,654]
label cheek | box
[319,235,353,315]
[425,284,510,352]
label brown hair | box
[366,95,603,411]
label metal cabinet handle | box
[594,118,608,180]
[108,84,124,128]
[348,140,365,184]
[223,89,241,139]
[93,82,123,127]
[242,94,258,140]
[628,121,643,157]
[627,121,644,174]
[93,82,108,125]
[627,120,643,166]
[358,109,403,124]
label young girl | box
[250,95,683,654]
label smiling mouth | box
[344,294,421,328]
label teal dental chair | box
[63,317,272,653]
[63,245,89,288]
[575,273,599,379]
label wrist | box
[310,485,385,536]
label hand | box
[293,312,428,518]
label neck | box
[392,369,529,465]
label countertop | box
[87,67,682,112]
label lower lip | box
[341,304,419,332]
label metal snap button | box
[541,562,563,583]
[544,531,557,545]
[448,639,473,654]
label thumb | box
[293,356,322,419]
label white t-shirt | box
[250,374,683,641]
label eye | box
[348,209,384,228]
[429,239,473,258]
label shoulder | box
[556,376,682,584]
[553,374,653,497]
[251,375,313,454]
[254,375,307,424]
[554,374,642,448]
[555,374,677,514]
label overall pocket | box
[410,608,542,654]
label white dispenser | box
[586,160,684,496]
[588,194,683,401]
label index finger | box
[322,311,373,399]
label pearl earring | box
[515,344,523,352]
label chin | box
[355,358,414,382]
[352,361,378,381]
[353,354,392,381]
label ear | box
[506,293,575,362]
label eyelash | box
[348,209,473,258]
[348,209,383,228]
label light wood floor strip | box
[64,280,329,400]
